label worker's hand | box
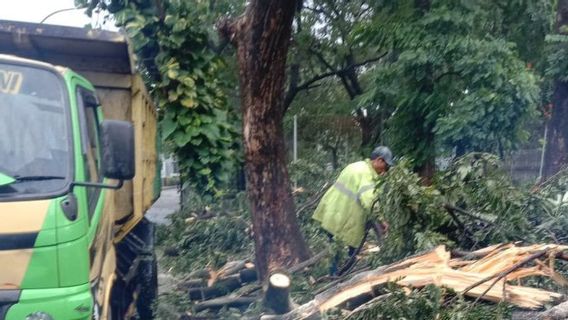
[380,221,389,234]
[368,221,388,239]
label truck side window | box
[77,87,102,220]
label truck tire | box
[109,279,127,320]
[136,255,158,319]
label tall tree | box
[543,0,568,178]
[361,0,543,182]
[78,0,311,279]
[285,0,387,147]
[219,1,310,279]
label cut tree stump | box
[263,271,292,315]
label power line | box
[40,8,79,24]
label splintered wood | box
[312,244,568,314]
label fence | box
[286,113,546,184]
[284,114,362,168]
[504,148,543,184]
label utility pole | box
[293,114,298,162]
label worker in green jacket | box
[313,146,393,274]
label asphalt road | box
[146,186,180,225]
[147,186,182,303]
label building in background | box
[161,154,179,186]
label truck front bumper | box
[3,283,92,320]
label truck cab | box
[0,21,160,320]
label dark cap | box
[370,146,394,166]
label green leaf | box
[167,68,179,79]
[161,115,177,138]
[181,97,196,108]
[198,168,212,175]
[173,131,191,147]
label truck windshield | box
[0,62,70,196]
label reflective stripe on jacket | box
[312,160,378,247]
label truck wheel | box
[110,279,127,320]
[136,255,158,319]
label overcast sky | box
[0,0,114,29]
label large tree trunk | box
[543,0,568,179]
[233,0,310,280]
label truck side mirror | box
[101,120,135,180]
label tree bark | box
[539,300,568,320]
[263,271,292,314]
[418,156,435,186]
[233,0,310,280]
[543,0,568,179]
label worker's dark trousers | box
[326,232,355,276]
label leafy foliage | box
[440,154,534,245]
[373,154,542,264]
[545,34,568,82]
[343,285,511,320]
[290,0,379,97]
[530,168,568,243]
[76,0,240,194]
[372,159,449,263]
[157,191,252,272]
[360,0,543,168]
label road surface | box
[146,185,182,314]
[146,186,180,225]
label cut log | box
[240,268,259,283]
[217,259,249,278]
[193,296,258,313]
[288,250,328,273]
[230,251,330,298]
[178,279,207,290]
[188,268,259,301]
[187,269,213,280]
[189,284,238,301]
[263,271,292,314]
[208,259,250,286]
[163,246,180,257]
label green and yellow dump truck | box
[0,21,160,319]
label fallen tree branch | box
[295,183,330,217]
[193,296,258,313]
[288,250,328,274]
[444,204,494,225]
[266,244,566,319]
[344,293,392,319]
[539,300,568,320]
[451,243,511,259]
[462,250,547,298]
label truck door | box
[74,83,114,318]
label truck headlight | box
[25,312,54,320]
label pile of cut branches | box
[174,243,568,319]
[158,154,568,319]
[269,243,568,319]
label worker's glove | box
[367,221,388,239]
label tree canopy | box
[357,0,553,178]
